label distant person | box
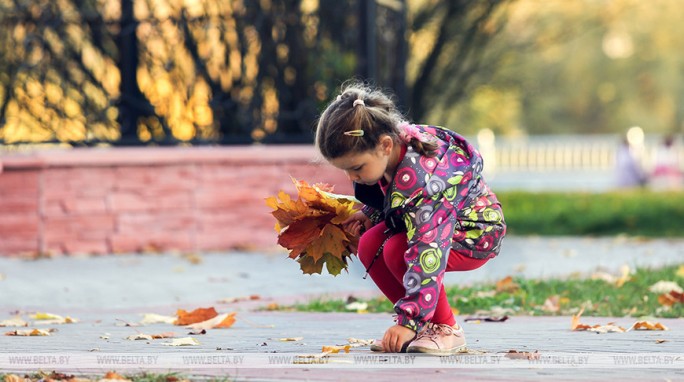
[650,134,682,190]
[615,137,647,188]
[315,81,506,354]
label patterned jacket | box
[354,124,506,332]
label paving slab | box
[1,236,683,381]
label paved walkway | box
[1,236,683,381]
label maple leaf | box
[186,312,236,331]
[102,371,130,381]
[629,321,669,331]
[495,276,519,293]
[657,290,684,306]
[266,178,360,275]
[174,307,218,326]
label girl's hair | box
[315,81,438,159]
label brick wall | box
[0,146,351,257]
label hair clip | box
[353,99,365,107]
[343,130,365,137]
[336,95,342,101]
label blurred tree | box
[406,0,512,123]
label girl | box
[315,82,506,355]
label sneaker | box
[406,323,467,355]
[369,338,412,353]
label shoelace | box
[419,323,459,341]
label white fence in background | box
[477,134,681,173]
[473,134,683,192]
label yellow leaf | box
[322,344,351,354]
[676,265,684,278]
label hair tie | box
[353,99,365,107]
[344,130,364,137]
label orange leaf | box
[630,321,669,331]
[103,371,129,380]
[307,224,349,262]
[278,218,325,258]
[215,313,237,328]
[658,290,684,306]
[187,313,237,331]
[570,307,585,330]
[175,307,218,326]
[495,276,519,293]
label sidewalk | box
[1,236,683,381]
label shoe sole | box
[406,343,467,355]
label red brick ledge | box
[0,145,326,171]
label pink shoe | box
[407,323,467,355]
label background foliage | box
[497,190,684,237]
[1,0,682,145]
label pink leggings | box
[358,222,489,327]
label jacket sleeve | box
[361,204,383,226]
[393,193,458,332]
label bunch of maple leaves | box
[266,178,360,276]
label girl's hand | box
[342,211,372,233]
[382,324,416,353]
[342,211,371,254]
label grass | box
[497,190,684,237]
[283,264,684,318]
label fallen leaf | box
[175,307,218,326]
[100,333,111,340]
[656,339,668,344]
[570,307,585,330]
[274,337,304,342]
[140,313,176,325]
[163,337,200,346]
[183,252,203,264]
[186,312,236,331]
[495,276,519,293]
[126,332,175,341]
[649,281,683,294]
[126,333,153,341]
[188,329,207,335]
[0,317,28,327]
[218,295,261,304]
[464,315,509,323]
[5,328,55,336]
[347,338,374,347]
[345,302,368,312]
[100,371,130,381]
[322,344,351,354]
[505,350,541,360]
[4,375,23,382]
[541,295,560,313]
[629,321,669,331]
[30,312,78,325]
[676,265,684,278]
[586,323,627,333]
[657,290,684,306]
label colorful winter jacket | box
[354,124,506,332]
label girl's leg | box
[430,250,490,325]
[357,222,406,303]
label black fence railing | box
[0,0,406,146]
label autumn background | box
[1,0,683,144]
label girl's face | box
[329,136,394,185]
